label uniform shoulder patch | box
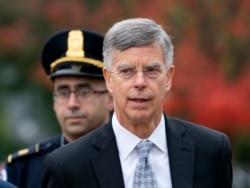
[7,135,61,163]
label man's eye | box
[119,68,134,75]
[58,90,69,97]
[79,89,91,96]
[146,67,160,73]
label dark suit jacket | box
[42,115,232,188]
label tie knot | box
[136,140,153,159]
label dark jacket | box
[0,180,17,188]
[42,115,232,188]
[6,135,66,188]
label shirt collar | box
[112,113,167,160]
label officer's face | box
[53,76,113,142]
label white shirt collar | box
[112,113,167,160]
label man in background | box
[4,28,113,188]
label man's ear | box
[103,67,112,92]
[165,65,175,91]
[106,92,114,112]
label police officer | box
[4,29,113,188]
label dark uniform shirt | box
[5,135,68,188]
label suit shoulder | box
[167,116,228,140]
[167,116,232,154]
[7,135,61,164]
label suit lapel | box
[90,122,125,188]
[165,116,195,188]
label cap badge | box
[66,30,84,57]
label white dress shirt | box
[112,113,172,188]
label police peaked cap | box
[41,29,104,79]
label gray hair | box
[103,18,174,69]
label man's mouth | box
[130,98,149,102]
[66,116,82,120]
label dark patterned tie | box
[133,140,158,188]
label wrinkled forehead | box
[111,45,165,68]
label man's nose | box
[67,92,80,108]
[133,70,147,88]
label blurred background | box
[0,0,249,185]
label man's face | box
[53,76,113,142]
[103,44,174,128]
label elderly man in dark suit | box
[42,18,232,188]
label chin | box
[129,112,150,122]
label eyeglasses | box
[53,87,108,103]
[109,66,169,79]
